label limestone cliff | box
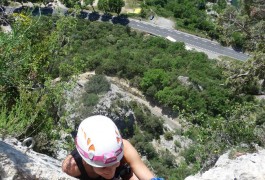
[0,137,76,180]
[185,149,265,180]
[2,136,265,180]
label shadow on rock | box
[111,15,129,26]
[0,140,33,166]
[161,106,178,119]
[88,11,100,21]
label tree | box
[0,16,79,153]
[108,0,124,15]
[218,2,265,52]
[83,0,95,11]
[140,69,170,93]
[217,0,227,10]
[231,31,246,49]
[98,0,124,15]
[225,52,265,95]
[98,0,109,13]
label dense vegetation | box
[143,0,217,36]
[136,0,265,52]
[0,1,264,178]
[217,0,265,51]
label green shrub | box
[174,140,181,148]
[145,143,158,159]
[149,159,169,179]
[254,124,265,145]
[182,147,197,164]
[174,128,182,135]
[142,116,164,139]
[82,93,99,107]
[256,112,265,125]
[130,126,158,158]
[164,131,173,141]
[84,75,110,94]
[160,150,176,168]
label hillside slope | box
[1,72,265,179]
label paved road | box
[3,5,249,61]
[128,19,249,61]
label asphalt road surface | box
[128,19,250,61]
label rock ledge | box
[0,137,76,180]
[185,149,265,180]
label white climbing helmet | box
[75,115,124,167]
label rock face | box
[177,76,203,91]
[62,72,136,130]
[185,149,265,180]
[0,137,76,180]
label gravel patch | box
[148,16,175,29]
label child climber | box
[62,115,164,180]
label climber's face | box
[93,161,120,179]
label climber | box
[62,115,162,180]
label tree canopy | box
[98,0,125,15]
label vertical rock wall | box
[0,137,76,180]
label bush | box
[84,74,110,94]
[160,150,176,168]
[256,112,265,126]
[82,93,99,107]
[254,124,265,145]
[142,116,164,139]
[144,143,159,159]
[164,131,173,141]
[130,126,158,158]
[182,146,197,164]
[174,140,181,148]
[149,159,169,179]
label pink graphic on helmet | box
[75,137,123,164]
[75,138,90,159]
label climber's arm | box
[123,139,155,180]
[62,154,81,177]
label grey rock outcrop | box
[185,149,265,180]
[0,137,76,180]
[178,76,203,91]
[178,76,192,87]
